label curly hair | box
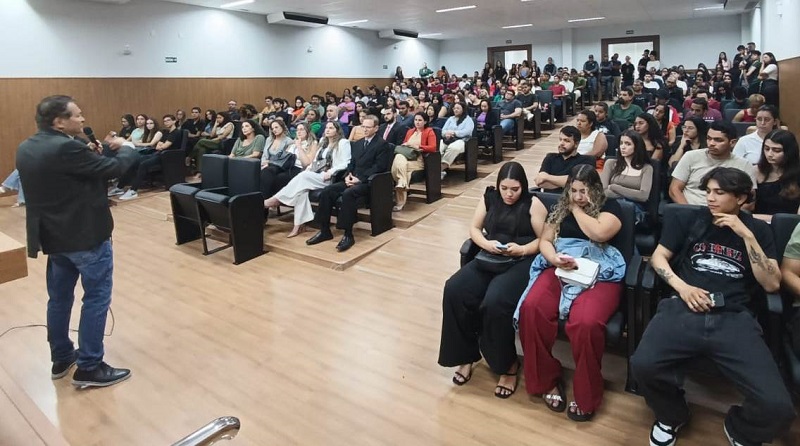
[547,164,607,238]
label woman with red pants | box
[517,164,624,422]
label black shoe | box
[72,362,131,389]
[336,234,355,252]
[51,352,78,380]
[306,230,333,246]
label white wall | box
[2,0,439,78]
[440,15,744,74]
[760,0,800,60]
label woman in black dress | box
[755,129,800,222]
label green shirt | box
[784,224,800,260]
[609,103,644,126]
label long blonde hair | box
[547,164,606,237]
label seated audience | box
[258,119,296,198]
[575,109,608,159]
[668,116,708,169]
[306,115,390,252]
[631,80,654,112]
[634,113,667,161]
[128,114,147,145]
[517,164,626,422]
[670,121,756,207]
[391,112,437,211]
[438,162,546,398]
[440,103,475,179]
[754,129,800,221]
[174,109,186,128]
[593,103,621,137]
[181,107,206,153]
[632,167,794,446]
[732,94,765,123]
[119,115,182,201]
[291,96,306,125]
[651,103,676,146]
[119,114,135,140]
[136,117,163,150]
[304,108,322,137]
[348,110,369,142]
[263,122,352,238]
[548,75,567,122]
[230,119,265,159]
[191,111,234,174]
[533,126,595,193]
[609,88,644,128]
[600,130,654,224]
[200,110,216,138]
[734,105,781,164]
[378,107,406,149]
[516,83,539,122]
[687,97,722,124]
[496,90,523,135]
[319,104,348,139]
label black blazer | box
[16,129,139,258]
[378,122,406,148]
[346,136,391,183]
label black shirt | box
[181,119,205,136]
[660,208,776,312]
[611,59,622,76]
[516,93,537,108]
[544,63,557,75]
[539,153,595,193]
[159,128,181,150]
[559,199,621,240]
[600,61,612,77]
[755,181,800,215]
[482,187,536,245]
[621,63,635,81]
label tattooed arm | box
[652,244,713,312]
[713,213,781,293]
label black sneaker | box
[723,419,748,446]
[72,362,131,389]
[51,352,78,380]
[650,420,685,446]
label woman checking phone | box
[516,164,625,422]
[438,162,546,399]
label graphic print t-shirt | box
[659,209,776,311]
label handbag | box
[555,257,600,288]
[394,145,419,161]
[474,250,520,274]
[442,135,458,145]
[270,149,296,172]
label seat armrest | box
[460,239,476,257]
[625,254,644,288]
[641,261,657,290]
[201,187,229,195]
[766,293,783,315]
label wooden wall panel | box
[0,77,391,179]
[778,57,799,134]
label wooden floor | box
[0,123,797,445]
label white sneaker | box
[441,171,447,180]
[119,190,138,201]
[107,187,125,197]
[650,420,684,446]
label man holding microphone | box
[16,95,137,388]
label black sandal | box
[452,364,473,386]
[543,380,567,413]
[494,362,520,399]
[567,402,595,422]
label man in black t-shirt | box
[181,107,205,154]
[637,49,650,81]
[533,126,594,193]
[610,53,622,99]
[515,83,539,122]
[119,115,182,201]
[621,55,635,88]
[631,167,794,446]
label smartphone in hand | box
[495,242,509,251]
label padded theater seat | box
[169,154,229,246]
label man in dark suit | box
[307,115,391,252]
[16,95,137,388]
[378,107,406,148]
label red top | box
[549,84,567,98]
[403,127,437,153]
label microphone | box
[83,127,101,146]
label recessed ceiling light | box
[567,16,606,23]
[502,23,533,29]
[220,0,254,8]
[419,33,443,37]
[436,5,477,13]
[694,5,724,10]
[339,19,369,26]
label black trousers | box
[438,257,533,375]
[260,165,301,198]
[131,153,162,191]
[314,181,369,233]
[631,298,795,445]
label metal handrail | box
[171,416,241,446]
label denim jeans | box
[46,239,114,370]
[2,169,24,204]
[500,118,515,135]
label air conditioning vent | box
[266,12,328,27]
[378,29,419,40]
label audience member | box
[190,111,234,174]
[732,94,765,123]
[600,130,654,224]
[259,119,298,198]
[634,113,667,161]
[119,114,135,140]
[517,164,626,422]
[609,88,644,127]
[119,114,182,201]
[754,129,800,221]
[496,90,522,135]
[230,120,265,159]
[440,103,475,180]
[0,169,25,207]
[593,103,620,137]
[128,114,147,145]
[391,112,437,211]
[670,121,756,207]
[668,116,708,169]
[533,126,595,193]
[632,167,795,446]
[734,105,781,165]
[575,109,608,161]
